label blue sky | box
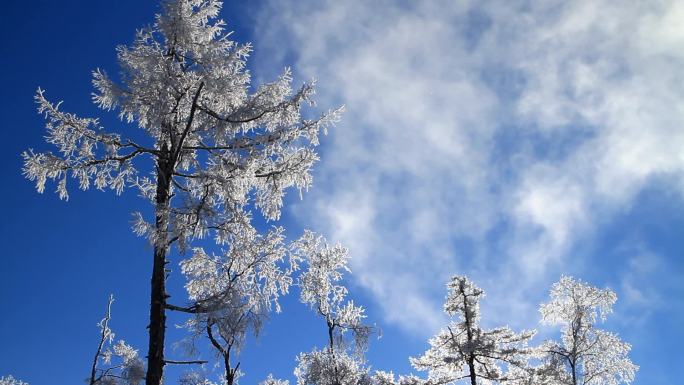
[1,1,683,385]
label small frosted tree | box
[22,1,341,384]
[370,372,425,385]
[178,225,294,385]
[292,231,372,385]
[88,295,146,385]
[0,376,28,385]
[537,276,637,385]
[412,276,535,385]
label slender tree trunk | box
[224,354,234,385]
[328,321,335,355]
[90,295,114,385]
[328,321,341,385]
[206,320,238,385]
[571,360,577,385]
[571,315,581,385]
[146,149,172,385]
[467,356,477,385]
[461,284,477,385]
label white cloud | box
[253,0,684,337]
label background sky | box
[1,1,683,384]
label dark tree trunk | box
[225,354,235,385]
[461,283,477,385]
[206,320,239,385]
[328,321,341,385]
[90,295,114,385]
[467,356,477,385]
[571,361,577,385]
[146,149,172,385]
[571,315,581,385]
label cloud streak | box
[252,0,684,336]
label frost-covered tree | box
[370,371,425,385]
[292,231,372,385]
[22,1,340,384]
[296,352,371,385]
[537,276,637,385]
[89,295,146,385]
[178,225,294,385]
[412,276,535,385]
[0,376,28,385]
[259,374,291,385]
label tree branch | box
[89,295,114,385]
[164,359,208,365]
[172,82,204,165]
[165,303,202,313]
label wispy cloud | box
[253,0,684,336]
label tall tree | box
[22,1,341,384]
[537,276,637,385]
[412,276,535,385]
